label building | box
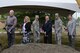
[0,0,80,17]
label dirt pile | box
[1,43,80,53]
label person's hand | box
[44,32,47,36]
[40,28,43,32]
[64,27,67,31]
[52,25,55,28]
[8,29,11,33]
[44,32,46,34]
[3,27,7,31]
[3,27,6,30]
[72,35,74,39]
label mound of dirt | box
[1,43,80,53]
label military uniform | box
[32,20,40,43]
[54,18,62,45]
[67,19,76,47]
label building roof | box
[0,0,80,12]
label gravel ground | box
[1,43,80,53]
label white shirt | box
[22,23,26,33]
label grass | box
[0,29,6,32]
[0,33,80,52]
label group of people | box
[4,10,76,48]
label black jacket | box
[22,22,31,32]
[42,20,52,34]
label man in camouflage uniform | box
[54,13,62,45]
[66,14,76,48]
[32,15,40,43]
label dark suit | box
[42,20,52,44]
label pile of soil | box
[1,43,80,53]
